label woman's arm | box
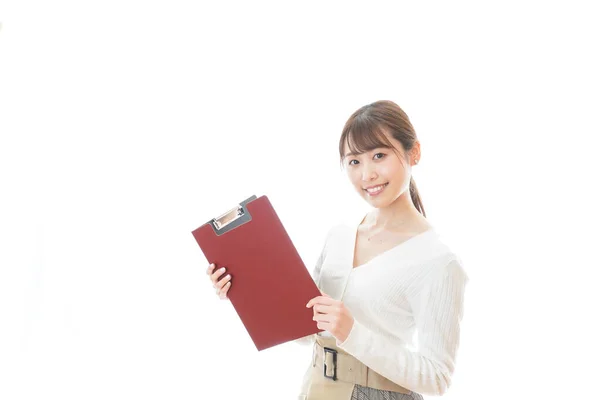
[337,258,469,396]
[293,228,333,346]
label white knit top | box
[301,214,469,397]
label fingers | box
[217,281,231,299]
[316,321,332,331]
[306,296,336,308]
[206,263,215,275]
[208,263,232,300]
[313,311,334,323]
[312,304,337,325]
[208,264,228,286]
[312,304,336,315]
[215,272,232,290]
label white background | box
[1,1,599,399]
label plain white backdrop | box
[1,1,599,399]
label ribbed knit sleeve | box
[293,228,332,346]
[336,258,468,396]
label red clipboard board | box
[191,195,322,351]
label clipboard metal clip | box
[213,205,244,230]
[209,195,257,235]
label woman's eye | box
[348,153,384,165]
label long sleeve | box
[293,228,332,346]
[336,258,469,396]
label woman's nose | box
[361,164,377,181]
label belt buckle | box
[323,347,337,381]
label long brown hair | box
[338,100,426,217]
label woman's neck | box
[365,192,425,232]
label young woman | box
[206,100,469,400]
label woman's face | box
[343,131,418,207]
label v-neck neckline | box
[350,213,436,271]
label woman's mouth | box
[364,183,388,196]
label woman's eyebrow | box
[345,147,390,158]
[344,151,362,158]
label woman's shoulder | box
[418,230,469,283]
[371,220,465,277]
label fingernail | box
[306,303,310,308]
[220,267,226,272]
[226,274,231,279]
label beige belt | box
[310,335,411,395]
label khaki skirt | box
[298,336,424,400]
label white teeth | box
[366,184,386,193]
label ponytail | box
[409,177,426,218]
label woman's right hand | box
[206,263,232,300]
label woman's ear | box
[411,141,421,165]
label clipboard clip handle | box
[213,205,244,230]
[209,195,257,235]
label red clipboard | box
[191,195,322,351]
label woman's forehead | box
[343,129,403,156]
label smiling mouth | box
[364,183,388,195]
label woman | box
[206,100,469,399]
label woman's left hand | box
[306,292,354,343]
